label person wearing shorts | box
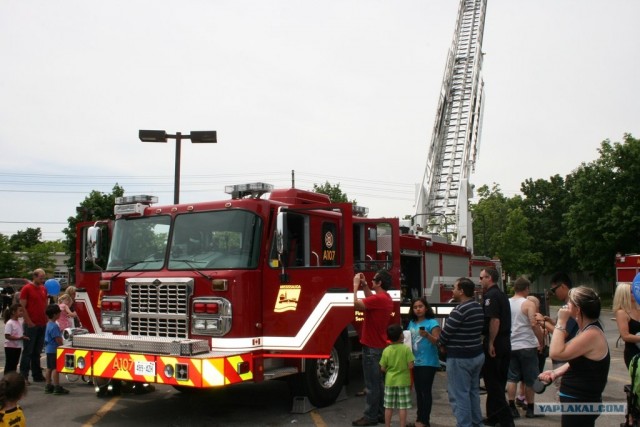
[380,323,415,427]
[506,278,543,418]
[44,304,70,395]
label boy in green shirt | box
[380,323,415,427]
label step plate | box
[71,333,210,356]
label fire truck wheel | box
[302,335,348,407]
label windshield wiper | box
[171,259,211,280]
[109,259,156,281]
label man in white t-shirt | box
[506,277,543,419]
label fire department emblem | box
[324,231,334,249]
[274,284,301,313]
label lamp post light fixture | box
[139,130,217,204]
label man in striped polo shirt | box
[438,277,485,427]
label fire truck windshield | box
[106,210,263,271]
[168,210,262,270]
[106,216,171,271]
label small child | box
[0,372,27,427]
[57,293,77,331]
[380,323,415,427]
[44,304,69,395]
[3,303,29,374]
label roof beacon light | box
[224,183,274,200]
[114,195,158,217]
[115,195,158,205]
[353,205,369,217]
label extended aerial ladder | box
[413,0,487,251]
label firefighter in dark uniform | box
[480,267,514,427]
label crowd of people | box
[0,268,82,424]
[0,266,629,426]
[1,269,79,411]
[352,268,614,427]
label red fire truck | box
[615,253,640,284]
[59,183,498,406]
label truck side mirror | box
[276,210,287,255]
[275,209,289,283]
[86,226,100,262]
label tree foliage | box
[0,234,20,277]
[0,232,62,278]
[495,207,542,280]
[471,185,540,279]
[62,184,125,274]
[9,228,42,251]
[565,134,640,279]
[313,181,356,205]
[519,175,574,276]
[20,242,57,276]
[471,184,512,258]
[470,134,640,282]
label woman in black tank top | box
[613,282,640,367]
[538,286,610,427]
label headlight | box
[206,319,220,331]
[191,297,232,336]
[194,319,206,330]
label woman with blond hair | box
[613,282,640,367]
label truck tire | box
[303,335,348,407]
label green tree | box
[62,184,125,276]
[471,184,540,278]
[519,175,574,276]
[471,184,512,258]
[19,242,58,277]
[9,228,42,251]
[0,234,20,277]
[313,181,356,205]
[565,134,640,280]
[494,207,542,280]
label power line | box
[0,221,67,224]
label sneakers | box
[52,385,70,395]
[515,397,527,408]
[44,384,54,394]
[510,405,520,419]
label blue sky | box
[1,0,638,240]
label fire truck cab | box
[59,183,403,407]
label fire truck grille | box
[129,317,188,338]
[128,281,191,339]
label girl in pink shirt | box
[4,303,28,373]
[56,294,77,332]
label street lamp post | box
[139,130,217,204]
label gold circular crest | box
[324,231,334,249]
